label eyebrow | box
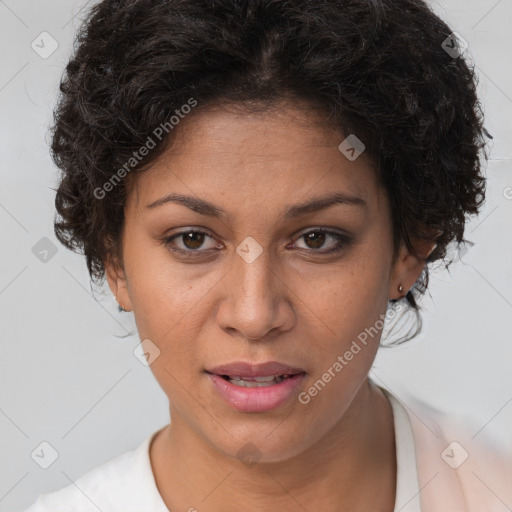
[145,191,367,219]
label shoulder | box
[22,430,164,512]
[387,388,512,512]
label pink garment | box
[385,388,512,511]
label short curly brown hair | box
[51,0,488,341]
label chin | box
[204,419,318,467]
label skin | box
[105,102,435,512]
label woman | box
[23,0,511,510]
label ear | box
[388,238,437,300]
[104,253,132,312]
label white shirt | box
[385,388,421,511]
[22,386,510,512]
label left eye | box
[292,229,351,253]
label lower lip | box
[207,373,306,413]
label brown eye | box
[293,229,353,254]
[164,229,220,256]
[303,231,326,249]
[182,231,206,249]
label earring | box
[398,284,404,294]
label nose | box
[215,244,296,342]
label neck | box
[150,378,396,512]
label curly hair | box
[51,0,487,342]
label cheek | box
[121,230,210,352]
[294,267,388,420]
[305,255,390,343]
[294,251,391,401]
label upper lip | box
[206,361,306,378]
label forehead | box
[125,104,384,217]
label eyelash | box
[162,228,353,257]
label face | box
[106,103,425,463]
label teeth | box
[225,375,290,387]
[246,376,276,382]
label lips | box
[206,361,307,412]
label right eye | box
[163,229,222,256]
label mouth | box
[206,360,306,384]
[218,374,298,387]
[205,361,307,413]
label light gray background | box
[1,1,511,510]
